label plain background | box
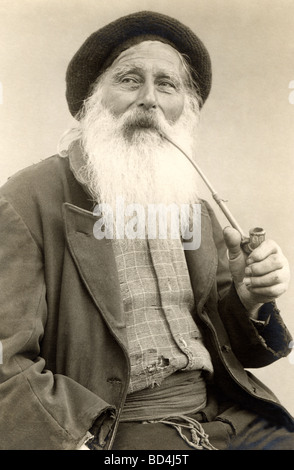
[0,0,293,416]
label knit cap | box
[66,11,212,117]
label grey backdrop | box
[1,0,293,416]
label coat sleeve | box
[0,196,115,450]
[204,200,293,368]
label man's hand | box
[223,226,290,317]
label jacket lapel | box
[63,202,126,339]
[185,203,218,313]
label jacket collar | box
[184,206,218,313]
[68,140,93,199]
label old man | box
[0,11,293,450]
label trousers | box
[112,388,294,450]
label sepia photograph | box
[0,0,293,451]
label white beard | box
[78,93,201,213]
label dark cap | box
[66,11,212,117]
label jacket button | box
[221,344,231,353]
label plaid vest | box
[113,238,213,394]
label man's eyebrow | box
[110,64,145,80]
[155,71,182,86]
[110,63,184,86]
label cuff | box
[85,409,116,450]
[250,313,271,333]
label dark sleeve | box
[218,285,292,367]
[0,196,115,450]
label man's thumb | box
[223,226,242,260]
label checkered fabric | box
[113,238,213,394]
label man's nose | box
[137,82,157,110]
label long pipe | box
[162,133,247,238]
[161,133,266,252]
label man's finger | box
[223,226,242,259]
[244,270,286,288]
[245,255,284,277]
[246,239,280,264]
[243,283,288,299]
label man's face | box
[100,41,186,126]
[77,41,200,211]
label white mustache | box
[120,108,169,138]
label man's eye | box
[158,81,176,91]
[121,77,139,85]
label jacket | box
[0,144,293,450]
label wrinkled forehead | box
[110,40,186,78]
